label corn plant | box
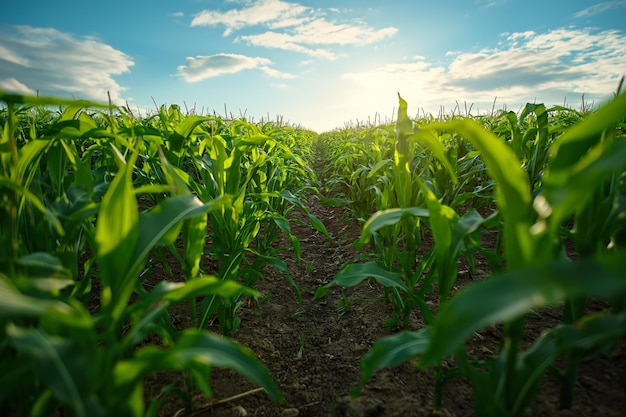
[316,95,490,329]
[144,112,327,335]
[351,92,626,416]
[0,91,284,416]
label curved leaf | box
[420,251,626,367]
[115,329,283,403]
[411,129,458,184]
[131,194,230,280]
[356,328,430,395]
[6,325,99,417]
[314,262,407,299]
[548,91,626,171]
[0,277,71,318]
[95,150,138,314]
[424,119,534,268]
[360,207,429,244]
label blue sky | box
[1,1,625,132]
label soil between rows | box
[145,194,626,417]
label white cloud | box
[341,27,626,119]
[290,18,397,45]
[191,0,310,36]
[239,31,338,59]
[191,0,397,59]
[177,53,294,82]
[0,78,36,95]
[574,1,626,18]
[0,44,30,66]
[259,65,297,79]
[0,25,133,102]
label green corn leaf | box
[0,90,107,108]
[146,277,258,307]
[356,328,431,395]
[221,134,270,196]
[46,143,66,195]
[360,207,429,244]
[543,133,626,229]
[15,253,74,292]
[548,91,626,171]
[236,134,272,148]
[396,93,412,156]
[16,138,49,182]
[395,94,414,207]
[0,177,64,236]
[279,190,330,238]
[6,324,101,417]
[424,119,534,268]
[174,115,212,139]
[522,104,549,182]
[411,129,458,184]
[131,194,231,281]
[314,262,408,299]
[307,212,329,238]
[0,277,71,317]
[94,148,138,310]
[417,180,457,298]
[271,215,302,261]
[60,140,94,191]
[122,277,258,350]
[169,115,212,157]
[505,312,626,414]
[462,311,626,417]
[178,330,283,403]
[366,159,394,178]
[114,329,284,403]
[542,312,626,353]
[182,213,208,280]
[155,147,211,280]
[419,251,626,367]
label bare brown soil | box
[140,189,626,417]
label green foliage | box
[0,90,331,415]
[317,92,626,415]
[3,85,624,416]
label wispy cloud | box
[191,0,310,36]
[0,25,133,102]
[177,53,295,82]
[259,65,297,79]
[240,18,397,60]
[342,27,626,116]
[0,78,36,95]
[238,31,337,59]
[574,1,626,18]
[190,0,397,60]
[474,0,505,8]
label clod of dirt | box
[231,405,247,417]
[336,396,384,417]
[280,408,300,417]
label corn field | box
[1,89,625,416]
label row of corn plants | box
[0,90,325,416]
[316,91,626,415]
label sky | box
[1,0,625,132]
